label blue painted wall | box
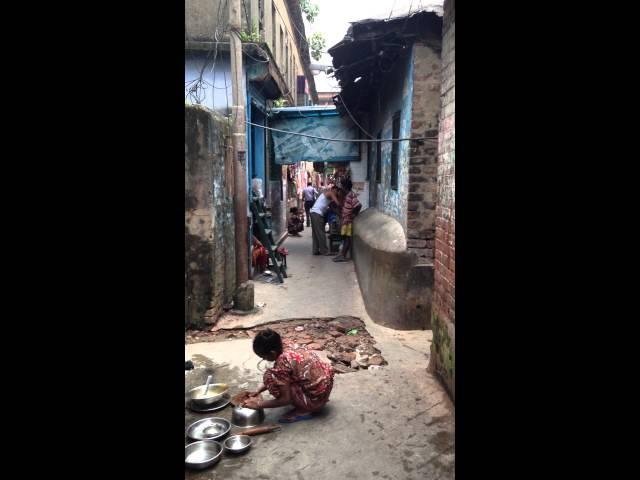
[185,53,237,115]
[368,45,414,231]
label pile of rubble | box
[185,316,387,374]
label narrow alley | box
[185,227,455,479]
[185,0,455,477]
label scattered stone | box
[311,350,331,365]
[369,354,386,366]
[329,331,342,337]
[351,360,360,369]
[332,351,356,364]
[295,326,305,332]
[307,343,321,350]
[333,363,357,374]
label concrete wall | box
[185,0,229,42]
[407,42,441,264]
[353,208,433,330]
[430,0,455,400]
[185,105,236,328]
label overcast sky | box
[305,0,444,92]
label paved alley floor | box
[185,227,454,479]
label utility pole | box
[229,0,250,302]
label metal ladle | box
[203,375,212,395]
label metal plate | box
[187,393,231,413]
[186,417,231,441]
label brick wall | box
[430,0,455,400]
[408,42,441,264]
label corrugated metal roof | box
[351,1,443,25]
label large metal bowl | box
[185,440,223,470]
[186,417,231,441]
[231,405,265,428]
[189,383,229,406]
[223,434,252,454]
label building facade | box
[185,0,317,327]
[329,8,443,330]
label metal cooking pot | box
[185,440,223,470]
[189,383,229,406]
[231,405,265,428]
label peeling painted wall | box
[368,47,414,230]
[185,105,236,328]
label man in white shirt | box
[310,187,339,255]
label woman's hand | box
[242,397,262,409]
[248,385,267,397]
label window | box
[280,27,284,66]
[271,5,276,52]
[390,112,400,190]
[284,37,289,79]
[375,132,382,184]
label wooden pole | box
[229,0,249,287]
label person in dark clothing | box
[288,207,304,236]
[302,182,317,227]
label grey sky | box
[305,0,444,92]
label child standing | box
[333,179,361,262]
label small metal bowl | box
[189,383,229,406]
[186,417,231,441]
[231,405,265,428]
[223,434,252,454]
[185,440,223,470]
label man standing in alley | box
[310,187,340,256]
[302,181,317,227]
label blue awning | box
[269,107,359,165]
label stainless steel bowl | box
[186,417,231,441]
[231,405,265,428]
[189,383,229,406]
[185,440,223,470]
[223,434,252,454]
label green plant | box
[239,23,260,43]
[274,98,287,108]
[300,0,319,23]
[309,32,325,62]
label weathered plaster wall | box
[353,208,433,330]
[185,105,236,328]
[430,0,455,400]
[369,49,414,229]
[349,154,369,211]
